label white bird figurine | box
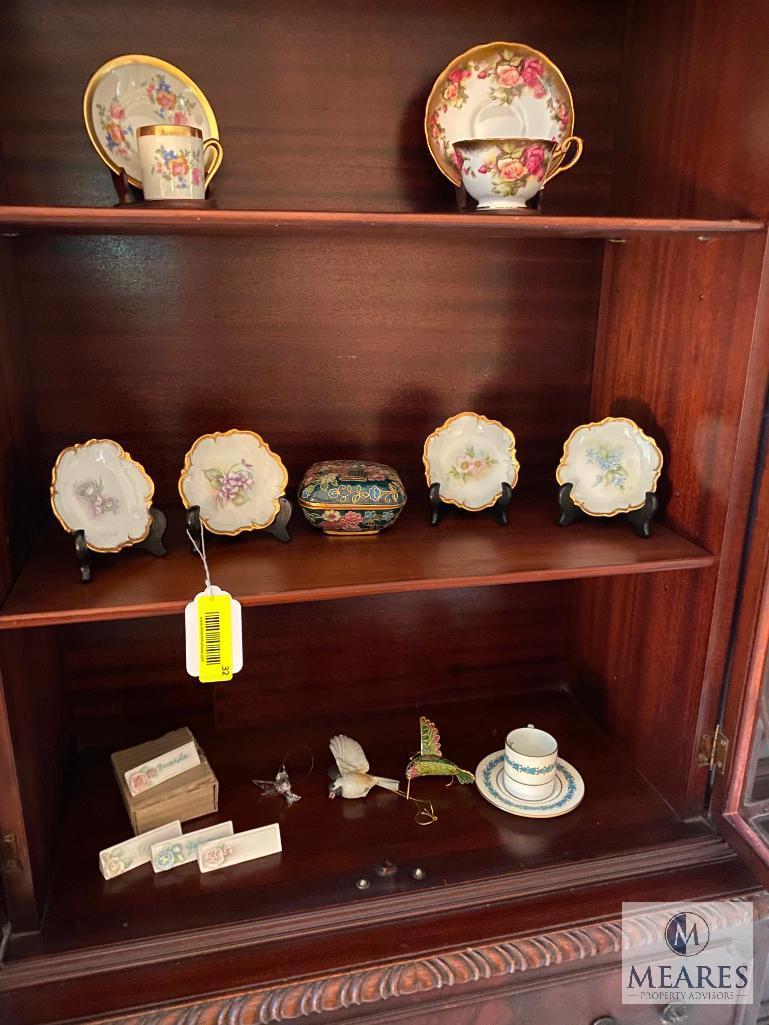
[328,735,400,800]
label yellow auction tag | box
[197,592,233,683]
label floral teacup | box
[452,136,582,211]
[137,124,223,201]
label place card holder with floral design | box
[557,482,658,538]
[428,481,513,527]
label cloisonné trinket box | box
[299,461,407,535]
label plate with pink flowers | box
[84,54,219,187]
[50,439,155,553]
[178,430,288,535]
[423,412,519,511]
[425,41,575,187]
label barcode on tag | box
[197,593,233,683]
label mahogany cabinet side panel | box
[574,233,769,816]
[0,629,71,928]
[613,2,769,219]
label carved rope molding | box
[96,898,764,1025]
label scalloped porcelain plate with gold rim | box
[556,417,663,517]
[178,430,288,536]
[423,412,519,511]
[425,41,575,187]
[84,54,219,187]
[50,439,154,553]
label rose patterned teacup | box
[137,124,223,201]
[504,724,558,799]
[452,136,582,211]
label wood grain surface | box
[0,494,713,630]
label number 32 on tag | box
[185,587,243,683]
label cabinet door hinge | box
[698,724,729,773]
[0,833,20,873]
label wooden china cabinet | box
[5,1,769,1023]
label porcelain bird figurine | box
[328,735,400,799]
[405,717,475,797]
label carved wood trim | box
[87,897,766,1025]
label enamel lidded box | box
[299,461,406,535]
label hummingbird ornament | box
[405,716,475,799]
[328,735,400,799]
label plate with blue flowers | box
[475,750,584,818]
[556,417,663,517]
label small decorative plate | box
[423,412,519,511]
[178,430,288,535]
[475,751,584,818]
[425,41,575,186]
[84,54,219,187]
[50,439,154,553]
[556,417,663,517]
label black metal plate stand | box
[73,506,168,583]
[557,482,658,538]
[429,482,513,526]
[186,498,293,551]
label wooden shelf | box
[0,205,763,237]
[4,687,717,977]
[0,494,714,630]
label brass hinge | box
[0,833,20,873]
[698,724,730,773]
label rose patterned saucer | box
[425,41,575,187]
[84,54,219,187]
[423,412,519,511]
[50,439,154,553]
[556,417,663,517]
[475,751,584,819]
[178,430,288,535]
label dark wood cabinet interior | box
[2,2,769,1023]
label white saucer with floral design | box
[475,750,584,818]
[178,430,288,535]
[425,41,575,187]
[423,412,519,511]
[556,417,663,517]
[84,54,219,187]
[51,439,154,553]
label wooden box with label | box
[111,728,218,834]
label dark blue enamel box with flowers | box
[298,461,407,535]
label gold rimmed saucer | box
[84,54,219,187]
[425,41,575,187]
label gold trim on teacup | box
[137,124,203,139]
[83,54,219,188]
[555,416,664,517]
[422,411,520,513]
[50,439,155,554]
[424,41,576,187]
[178,429,289,536]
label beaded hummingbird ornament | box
[405,716,475,799]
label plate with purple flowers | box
[83,54,219,188]
[178,430,288,535]
[50,439,154,553]
[556,417,663,517]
